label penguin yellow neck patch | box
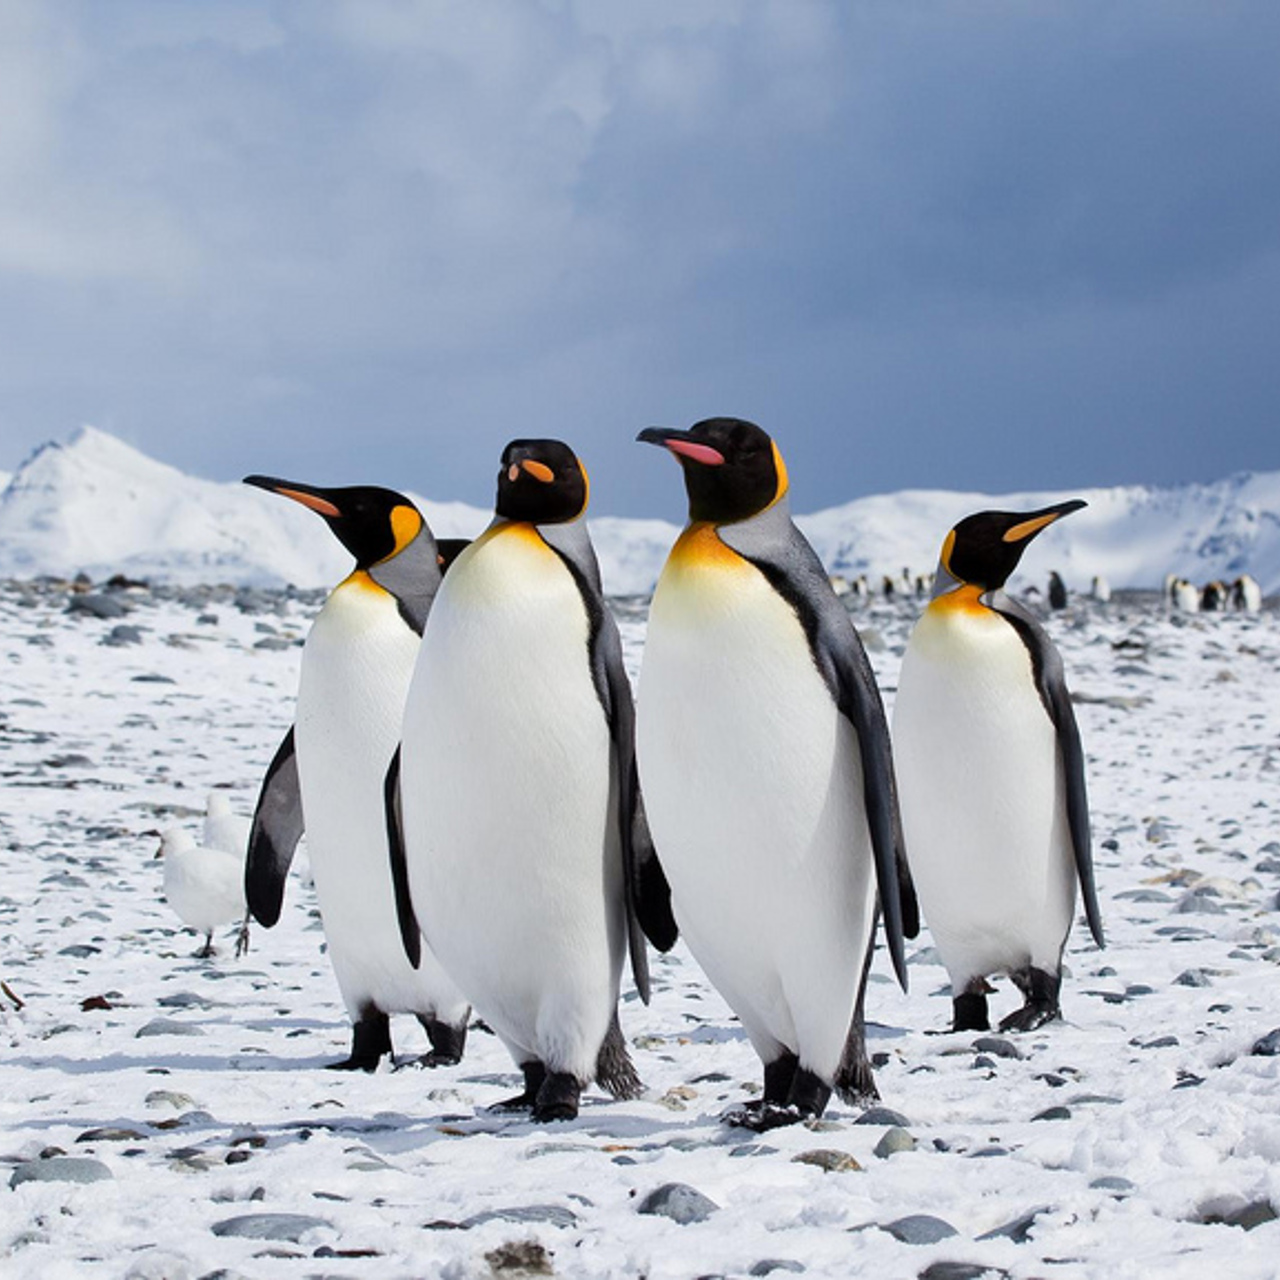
[669,522,748,573]
[928,583,988,615]
[768,440,789,509]
[385,505,422,558]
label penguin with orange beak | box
[892,501,1104,1033]
[242,476,471,1071]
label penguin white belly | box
[637,536,874,1079]
[401,528,621,1080]
[893,601,1075,985]
[295,578,467,1022]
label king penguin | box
[892,500,1105,1033]
[390,440,676,1122]
[636,417,916,1130]
[242,476,471,1071]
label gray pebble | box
[463,1205,579,1229]
[136,1018,206,1038]
[77,1127,147,1143]
[880,1214,958,1245]
[1201,1200,1279,1230]
[749,1261,804,1276]
[210,1213,332,1242]
[58,944,101,958]
[1032,1106,1072,1121]
[1250,1028,1280,1056]
[729,1143,778,1158]
[67,594,128,619]
[1175,892,1226,915]
[1090,1175,1135,1195]
[637,1182,720,1224]
[103,624,145,647]
[10,1156,114,1187]
[1174,968,1213,988]
[874,1127,917,1158]
[1114,889,1174,902]
[972,1036,1022,1060]
[919,1265,1010,1280]
[856,1106,911,1127]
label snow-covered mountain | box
[1,426,1278,595]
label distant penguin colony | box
[224,419,1270,1127]
[241,477,471,1072]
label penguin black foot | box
[722,1102,805,1132]
[195,932,216,959]
[999,967,1062,1033]
[328,1011,392,1072]
[419,1015,469,1067]
[763,1050,800,1105]
[490,1060,547,1112]
[952,990,991,1032]
[233,916,251,958]
[532,1072,582,1123]
[787,1067,832,1120]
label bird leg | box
[328,1010,392,1071]
[999,966,1062,1032]
[489,1059,547,1112]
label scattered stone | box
[1032,1106,1071,1122]
[146,1090,198,1111]
[1090,1176,1135,1196]
[873,1128,917,1159]
[791,1149,862,1173]
[977,1206,1048,1242]
[880,1214,959,1245]
[1203,1200,1278,1231]
[973,1036,1022,1060]
[58,944,101,958]
[856,1106,911,1127]
[131,673,177,684]
[463,1206,579,1230]
[968,1146,1009,1159]
[919,1265,1009,1280]
[210,1214,333,1242]
[67,594,128,619]
[637,1183,720,1224]
[1176,892,1226,915]
[10,1156,114,1187]
[728,1143,778,1159]
[137,1018,206,1038]
[77,1127,148,1143]
[1250,1028,1280,1056]
[1174,969,1213,988]
[103,624,145,647]
[1115,889,1173,902]
[484,1240,555,1275]
[749,1261,804,1276]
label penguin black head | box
[243,475,426,570]
[936,499,1087,594]
[494,439,589,525]
[637,417,788,525]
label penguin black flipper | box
[721,505,913,988]
[246,727,305,928]
[992,593,1105,949]
[383,745,423,970]
[540,521,678,1003]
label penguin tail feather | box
[595,1012,643,1100]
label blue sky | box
[2,0,1278,519]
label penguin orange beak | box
[637,427,725,467]
[1001,499,1088,544]
[507,459,556,483]
[244,475,343,518]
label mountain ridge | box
[1,427,1277,595]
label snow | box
[3,427,1280,594]
[3,578,1280,1277]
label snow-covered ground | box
[3,579,1280,1279]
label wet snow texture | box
[2,580,1280,1278]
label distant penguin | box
[157,827,246,958]
[203,792,250,859]
[1232,574,1262,613]
[391,440,676,1122]
[242,476,471,1072]
[1048,570,1068,610]
[1090,575,1112,604]
[893,501,1104,1033]
[1201,580,1227,612]
[1170,577,1199,612]
[636,418,916,1129]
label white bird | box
[202,792,251,858]
[157,827,247,958]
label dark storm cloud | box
[1,0,1277,517]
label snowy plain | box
[3,574,1280,1280]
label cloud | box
[0,1,1277,516]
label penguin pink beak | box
[637,428,725,467]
